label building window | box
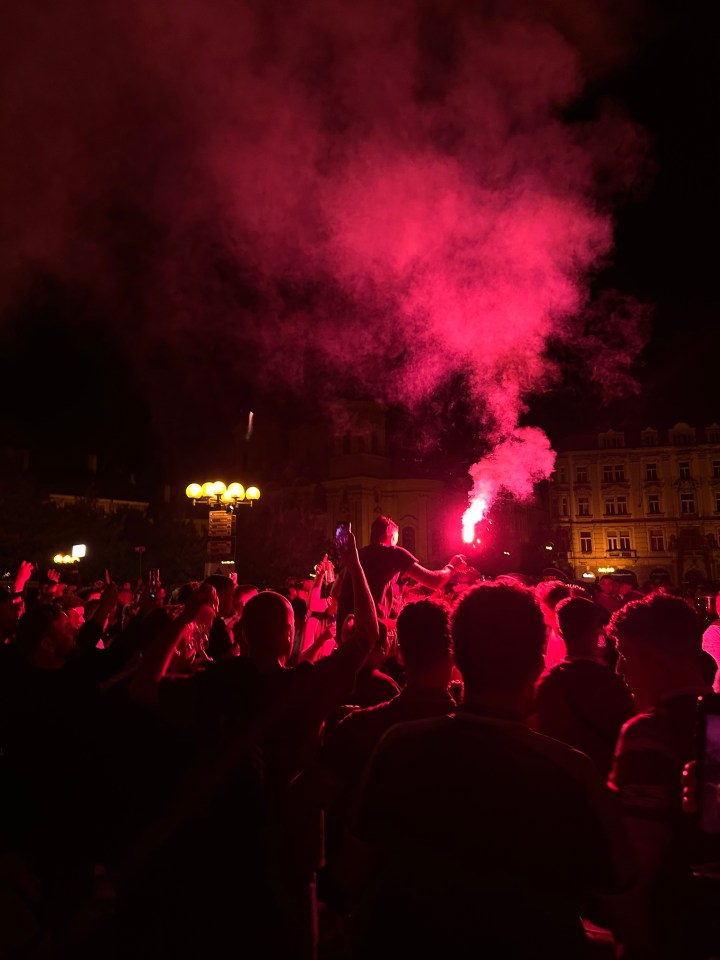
[648,494,661,515]
[607,534,619,551]
[716,493,720,513]
[602,465,614,483]
[605,499,616,516]
[617,496,628,515]
[680,493,696,514]
[713,460,720,480]
[577,497,590,517]
[576,466,588,483]
[614,465,626,482]
[679,461,691,481]
[402,526,416,555]
[650,530,665,551]
[557,466,567,483]
[646,463,658,481]
[560,496,568,517]
[619,533,631,551]
[580,532,592,553]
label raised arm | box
[337,530,379,662]
[406,553,468,591]
[128,584,218,704]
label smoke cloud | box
[1,0,649,509]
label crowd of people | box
[1,515,720,959]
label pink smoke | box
[0,0,649,474]
[462,428,557,541]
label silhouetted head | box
[609,593,705,705]
[555,595,600,658]
[15,602,77,668]
[370,515,399,546]
[241,591,294,669]
[451,582,545,697]
[396,599,452,679]
[204,574,236,617]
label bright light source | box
[246,486,261,501]
[503,551,511,556]
[72,544,86,559]
[582,572,595,579]
[53,554,64,564]
[186,483,202,500]
[462,496,487,544]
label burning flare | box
[462,496,488,544]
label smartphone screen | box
[335,521,350,551]
[698,698,720,834]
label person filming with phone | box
[335,515,467,636]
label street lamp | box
[53,544,87,565]
[185,480,261,578]
[185,480,261,512]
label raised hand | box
[13,560,34,593]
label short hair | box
[608,593,703,659]
[204,574,234,596]
[15,603,63,658]
[171,581,200,604]
[241,591,293,660]
[396,600,451,673]
[534,579,572,612]
[370,515,398,544]
[555,596,599,653]
[451,582,545,692]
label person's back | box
[324,599,454,788]
[350,713,621,958]
[346,582,630,959]
[534,596,635,778]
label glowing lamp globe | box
[212,481,227,497]
[246,486,261,501]
[186,483,202,500]
[53,554,64,564]
[201,482,215,498]
[226,482,245,500]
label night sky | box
[0,0,716,488]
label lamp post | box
[52,544,86,589]
[185,480,261,577]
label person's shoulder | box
[615,708,666,754]
[528,725,603,777]
[373,712,454,749]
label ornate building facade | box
[550,423,720,587]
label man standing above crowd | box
[336,515,466,632]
